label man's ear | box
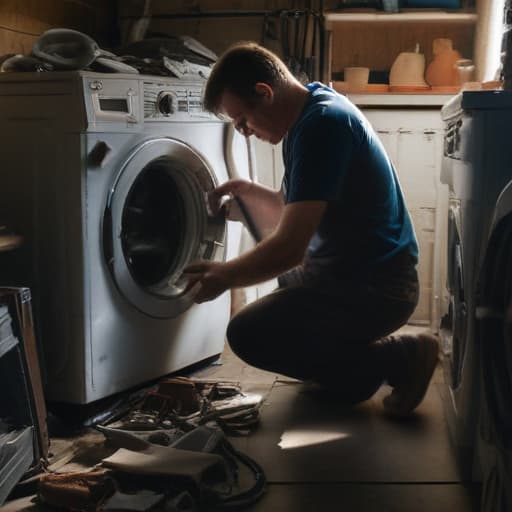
[254,82,274,102]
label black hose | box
[234,197,262,242]
[216,438,267,510]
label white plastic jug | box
[389,44,429,87]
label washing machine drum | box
[479,218,512,450]
[104,138,226,318]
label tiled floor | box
[2,327,481,511]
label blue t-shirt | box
[282,82,418,288]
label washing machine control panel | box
[83,75,218,129]
[143,80,215,121]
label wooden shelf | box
[325,9,477,80]
[347,92,456,107]
[325,10,478,26]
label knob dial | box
[157,92,176,115]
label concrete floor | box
[191,335,481,512]
[2,326,481,512]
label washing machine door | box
[478,216,512,445]
[445,201,468,389]
[104,137,226,318]
[477,216,512,512]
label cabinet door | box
[374,128,398,167]
[364,109,445,328]
[396,128,439,208]
[409,206,436,324]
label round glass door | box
[104,138,226,318]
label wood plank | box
[326,11,478,22]
[0,28,37,55]
[0,0,96,33]
[0,0,117,56]
[119,0,337,17]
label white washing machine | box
[0,71,250,404]
[469,91,512,511]
[440,92,482,480]
[440,90,512,488]
[477,185,512,511]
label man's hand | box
[208,178,284,239]
[207,179,252,219]
[183,260,231,304]
[187,200,327,295]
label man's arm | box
[210,179,284,239]
[185,200,327,302]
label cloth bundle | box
[38,469,115,511]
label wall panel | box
[0,0,117,56]
[118,0,335,57]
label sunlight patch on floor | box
[278,428,351,450]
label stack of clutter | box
[104,377,263,436]
[0,305,34,506]
[0,421,34,505]
[115,37,217,78]
[0,28,217,80]
[0,303,17,355]
[35,377,266,511]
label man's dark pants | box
[227,250,419,404]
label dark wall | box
[0,0,118,56]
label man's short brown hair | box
[204,42,290,114]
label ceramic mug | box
[455,59,475,85]
[344,67,370,92]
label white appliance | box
[477,181,512,511]
[467,90,512,511]
[0,71,250,404]
[440,90,512,493]
[439,93,481,480]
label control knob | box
[157,92,177,115]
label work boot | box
[382,333,439,417]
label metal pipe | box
[121,9,318,20]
